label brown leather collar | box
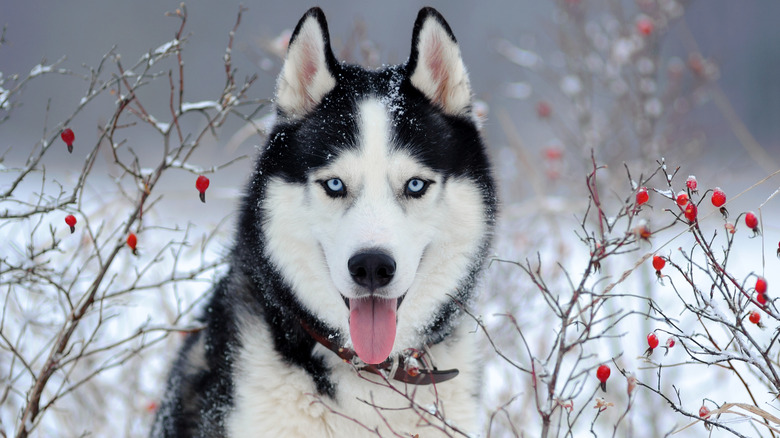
[300,320,459,385]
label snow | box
[181,100,222,112]
[141,39,180,65]
[560,75,582,96]
[378,68,405,116]
[611,38,637,65]
[0,175,231,435]
[0,86,8,109]
[153,39,179,56]
[5,117,780,438]
[496,42,540,68]
[147,114,170,133]
[164,157,215,173]
[29,63,53,77]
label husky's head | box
[242,7,495,366]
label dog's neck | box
[299,319,459,386]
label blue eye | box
[405,178,429,197]
[322,178,346,197]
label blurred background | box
[3,0,780,163]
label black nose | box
[348,251,396,291]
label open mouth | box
[343,292,406,309]
[343,293,406,365]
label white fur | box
[275,15,337,118]
[261,98,487,351]
[241,98,489,435]
[228,313,480,437]
[409,17,472,116]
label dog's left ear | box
[407,8,472,116]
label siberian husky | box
[153,7,496,437]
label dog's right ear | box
[275,7,338,118]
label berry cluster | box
[59,128,214,255]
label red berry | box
[65,214,77,233]
[647,333,659,349]
[749,310,761,325]
[596,364,610,391]
[146,401,158,413]
[543,145,563,161]
[536,101,552,118]
[757,292,767,306]
[61,128,75,153]
[686,175,697,191]
[196,175,210,203]
[662,337,675,356]
[635,223,652,240]
[675,191,688,207]
[636,17,654,36]
[756,276,767,295]
[636,187,649,205]
[596,364,610,382]
[652,255,665,271]
[688,53,705,77]
[684,202,697,223]
[711,188,726,207]
[127,233,138,255]
[745,211,758,230]
[699,405,710,418]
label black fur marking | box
[152,276,239,437]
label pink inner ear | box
[424,34,451,106]
[298,38,320,107]
[299,39,319,86]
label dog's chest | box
[226,320,479,437]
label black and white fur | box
[152,7,496,437]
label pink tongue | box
[349,297,397,365]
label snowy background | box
[2,0,780,436]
